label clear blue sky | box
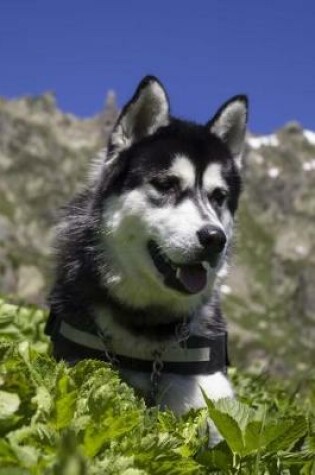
[1,0,314,133]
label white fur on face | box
[202,163,234,241]
[101,187,222,312]
[101,190,208,312]
[169,155,195,190]
[100,159,234,312]
[202,162,233,241]
[203,163,227,193]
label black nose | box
[197,225,226,254]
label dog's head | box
[93,76,248,314]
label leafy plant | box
[0,298,314,474]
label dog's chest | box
[95,309,233,414]
[120,369,233,414]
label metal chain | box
[95,317,191,406]
[150,350,164,404]
[149,318,190,404]
[96,326,120,367]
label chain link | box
[150,350,164,404]
[149,319,190,404]
[96,327,120,367]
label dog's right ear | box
[108,76,170,155]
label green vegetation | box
[0,299,314,474]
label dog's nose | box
[197,225,226,254]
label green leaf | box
[31,385,53,422]
[54,390,77,430]
[0,439,18,464]
[0,415,23,436]
[0,391,20,418]
[9,444,39,468]
[196,440,233,470]
[83,412,140,457]
[202,393,259,454]
[0,391,22,435]
[264,416,308,453]
[45,369,78,430]
[203,397,245,454]
[0,469,30,475]
[244,420,265,454]
[212,397,255,431]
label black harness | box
[45,310,229,376]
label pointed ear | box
[207,95,248,168]
[108,76,170,154]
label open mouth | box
[148,240,208,295]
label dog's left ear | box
[207,95,248,168]
[108,76,170,154]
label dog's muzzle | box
[148,240,216,295]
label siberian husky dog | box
[46,76,248,415]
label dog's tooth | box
[203,261,211,271]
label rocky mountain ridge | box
[0,93,314,378]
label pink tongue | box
[177,264,207,294]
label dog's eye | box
[209,188,228,207]
[150,177,179,193]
